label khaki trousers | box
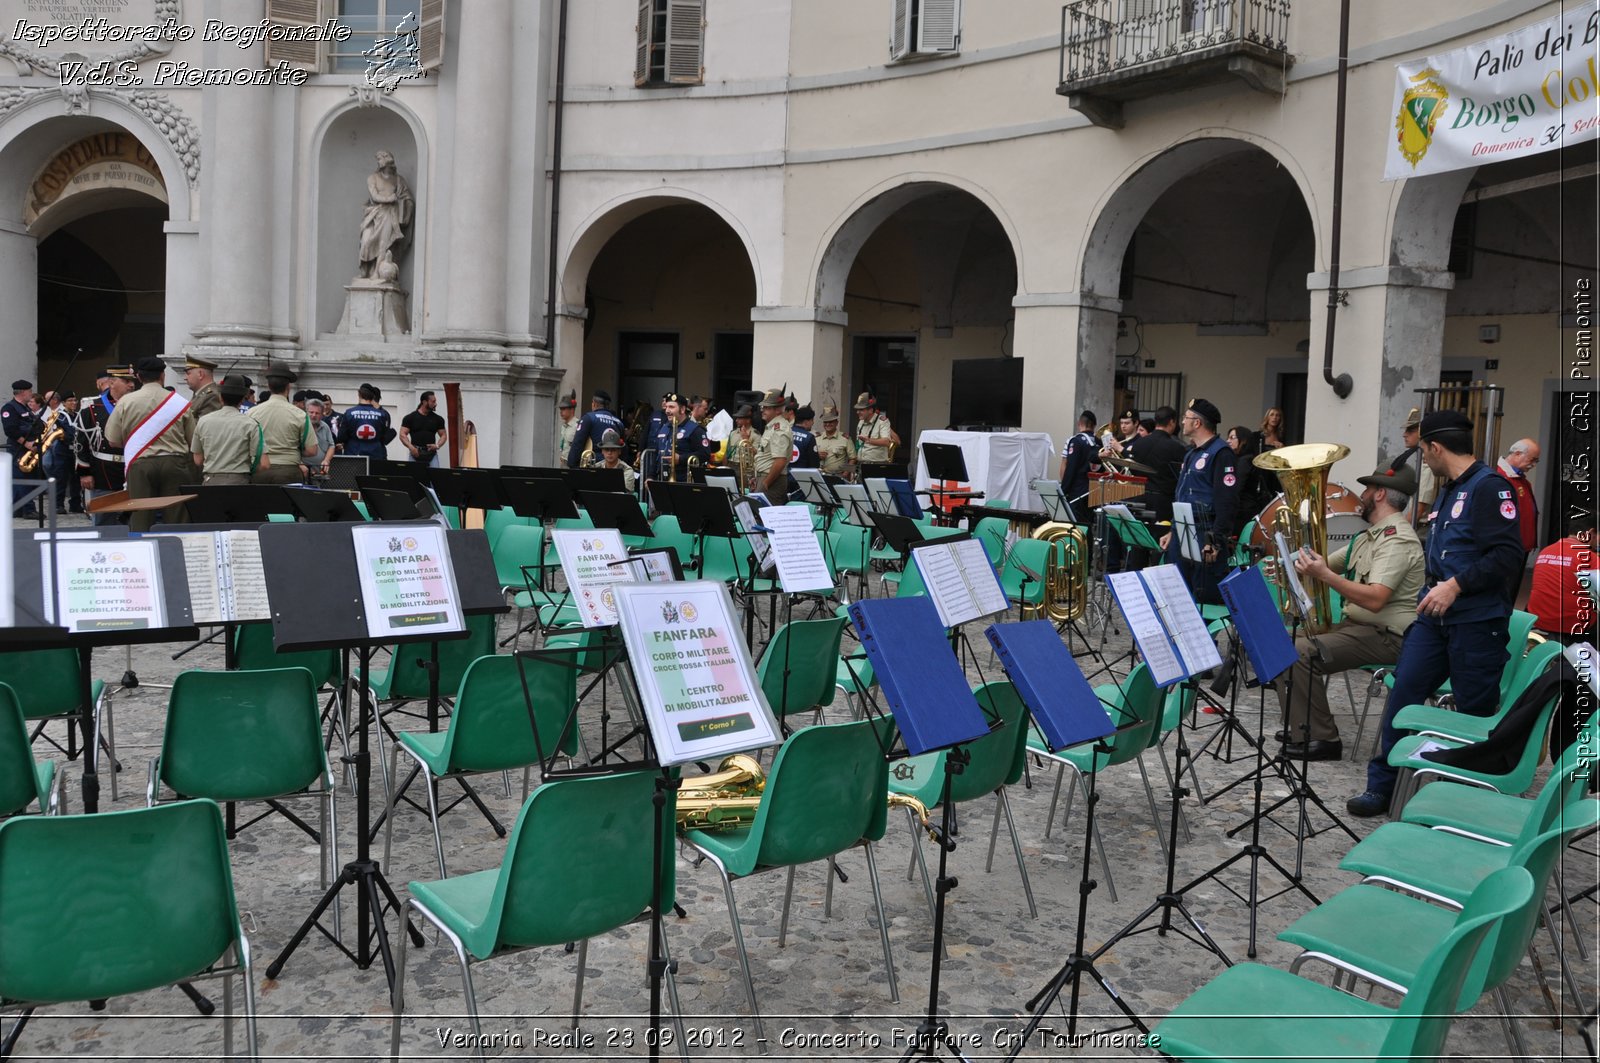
[125,452,193,532]
[202,472,252,486]
[1272,622,1405,743]
[252,463,304,486]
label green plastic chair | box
[834,651,877,718]
[1402,740,1596,846]
[0,799,259,1058]
[0,647,115,800]
[756,615,846,726]
[1385,665,1569,813]
[999,538,1050,614]
[1027,662,1162,902]
[972,517,1010,565]
[388,770,685,1062]
[1151,866,1534,1063]
[1284,799,1599,1055]
[0,683,62,818]
[365,613,500,705]
[383,653,578,879]
[232,621,341,686]
[147,667,339,939]
[482,507,534,555]
[889,681,1036,924]
[684,720,898,1043]
[1391,639,1563,744]
[491,520,545,593]
[826,523,874,599]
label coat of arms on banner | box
[1396,68,1449,168]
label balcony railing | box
[1059,0,1291,127]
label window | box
[635,0,704,87]
[890,0,960,62]
[263,0,445,76]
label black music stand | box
[429,467,504,525]
[497,464,562,479]
[563,466,627,494]
[984,620,1145,1048]
[496,478,583,645]
[324,455,369,491]
[859,460,908,482]
[184,485,295,524]
[286,488,367,523]
[921,443,972,517]
[357,475,427,502]
[580,490,654,539]
[9,530,197,812]
[363,488,430,522]
[258,521,470,988]
[848,595,997,1063]
[369,458,430,481]
[869,511,926,556]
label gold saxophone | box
[18,409,61,474]
[675,753,940,842]
[1021,521,1089,624]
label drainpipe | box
[1322,0,1354,399]
[543,0,570,348]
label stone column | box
[1015,293,1121,439]
[751,307,848,410]
[1304,265,1453,474]
[438,0,513,347]
[189,2,277,353]
[0,221,35,387]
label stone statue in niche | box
[357,150,413,283]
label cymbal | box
[1103,455,1156,475]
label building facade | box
[1,0,1593,528]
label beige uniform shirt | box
[1339,510,1425,634]
[248,394,313,467]
[754,416,794,490]
[191,406,262,476]
[104,384,194,458]
[816,429,852,477]
[855,413,893,463]
[189,382,223,421]
[557,415,578,466]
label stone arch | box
[1386,168,1476,270]
[307,97,429,336]
[0,92,194,227]
[811,173,1024,312]
[1078,130,1322,300]
[560,187,763,309]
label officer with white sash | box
[105,357,195,530]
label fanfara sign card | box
[42,538,166,633]
[350,524,463,640]
[613,582,781,766]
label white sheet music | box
[834,484,873,526]
[914,538,1007,628]
[173,534,223,624]
[1171,502,1204,562]
[734,499,773,572]
[1144,565,1222,674]
[224,531,272,622]
[761,506,834,593]
[1273,530,1315,620]
[1106,571,1185,686]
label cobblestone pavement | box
[7,524,1596,1061]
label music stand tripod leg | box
[899,747,973,1063]
[1005,740,1146,1060]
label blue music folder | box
[986,620,1113,752]
[849,596,988,756]
[1218,566,1298,683]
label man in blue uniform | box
[338,382,395,461]
[791,405,819,469]
[1348,409,1527,817]
[567,389,626,469]
[649,393,705,484]
[3,379,40,517]
[1159,397,1239,605]
[1057,410,1100,521]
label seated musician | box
[596,428,637,492]
[1272,464,1424,760]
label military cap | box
[853,392,874,410]
[599,428,624,449]
[821,405,841,422]
[592,389,612,406]
[1420,409,1473,439]
[184,355,218,371]
[759,388,785,408]
[1357,463,1418,496]
[265,366,298,384]
[10,379,31,391]
[1186,397,1221,426]
[558,391,577,410]
[219,374,254,398]
[135,357,167,376]
[733,404,754,419]
[1403,406,1422,430]
[105,365,135,380]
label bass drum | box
[1250,482,1367,554]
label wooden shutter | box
[889,0,911,60]
[664,0,704,84]
[635,0,652,86]
[418,0,446,71]
[264,0,322,71]
[915,0,959,53]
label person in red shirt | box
[1495,438,1540,553]
[1527,513,1596,644]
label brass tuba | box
[1021,521,1089,624]
[1252,443,1351,633]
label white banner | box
[1384,4,1599,180]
